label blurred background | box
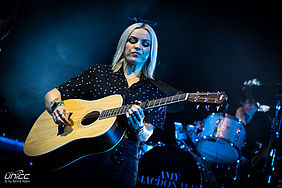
[1,0,281,140]
[0,0,282,186]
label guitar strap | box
[149,79,185,113]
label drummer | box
[235,79,272,183]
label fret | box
[102,110,107,119]
[114,108,118,116]
[166,96,173,103]
[160,98,166,105]
[178,94,181,100]
[155,99,160,106]
[176,94,181,101]
[115,107,119,116]
[165,96,168,105]
[179,93,187,100]
[114,107,119,116]
[103,109,108,117]
[103,110,107,118]
[112,108,117,116]
[170,95,175,103]
[147,101,152,108]
[119,107,123,115]
[121,106,126,114]
[121,106,127,114]
[150,99,157,108]
[153,99,157,107]
[108,109,113,117]
[108,109,112,117]
[180,94,185,101]
[150,100,155,107]
[124,104,131,113]
[117,107,123,115]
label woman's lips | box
[131,52,141,55]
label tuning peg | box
[196,104,200,110]
[194,97,198,102]
[196,91,200,95]
[207,91,210,96]
[204,98,208,102]
[205,105,210,111]
[216,106,220,111]
[215,98,219,103]
[220,95,224,100]
[217,91,221,95]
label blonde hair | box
[111,23,158,79]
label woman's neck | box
[123,61,142,79]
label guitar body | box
[24,94,125,170]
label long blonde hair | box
[111,23,158,79]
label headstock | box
[187,91,228,104]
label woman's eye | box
[142,41,150,47]
[128,37,138,44]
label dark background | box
[0,0,281,141]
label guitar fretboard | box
[99,93,188,119]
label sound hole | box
[81,111,100,126]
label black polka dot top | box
[56,64,168,130]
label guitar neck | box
[99,91,227,119]
[99,93,189,119]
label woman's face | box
[123,28,151,67]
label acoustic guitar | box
[24,91,227,170]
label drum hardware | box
[176,139,194,151]
[236,126,241,134]
[213,127,218,137]
[202,158,243,187]
[174,122,199,150]
[205,105,210,111]
[263,94,281,184]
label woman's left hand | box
[126,100,145,131]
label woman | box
[44,23,168,187]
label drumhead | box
[137,145,216,188]
[197,139,239,163]
[197,113,246,163]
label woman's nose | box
[134,41,142,51]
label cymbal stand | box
[264,94,281,184]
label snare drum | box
[196,113,246,163]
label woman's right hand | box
[51,105,71,126]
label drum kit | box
[137,113,246,188]
[137,105,281,188]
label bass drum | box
[137,146,216,188]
